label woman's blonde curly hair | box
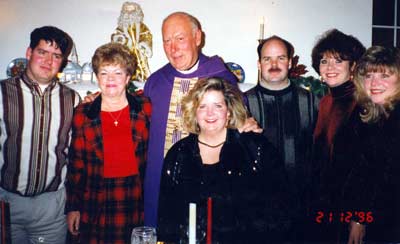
[354,46,400,123]
[181,77,247,134]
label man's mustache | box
[268,68,282,72]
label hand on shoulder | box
[83,91,100,103]
[238,117,263,133]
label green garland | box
[291,76,328,98]
[289,55,328,98]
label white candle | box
[189,203,196,244]
[259,17,265,40]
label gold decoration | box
[164,77,198,156]
[111,2,152,82]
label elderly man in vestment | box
[143,12,241,227]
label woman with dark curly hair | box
[311,28,366,165]
[308,29,366,242]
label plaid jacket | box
[65,92,151,225]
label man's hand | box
[238,117,263,133]
[67,211,81,235]
[83,91,100,103]
[347,220,366,244]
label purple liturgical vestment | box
[143,53,238,227]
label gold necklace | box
[198,139,225,148]
[107,109,124,126]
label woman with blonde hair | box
[157,77,289,243]
[338,46,400,243]
[353,46,400,122]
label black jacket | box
[157,129,290,243]
[336,104,400,242]
[309,103,400,242]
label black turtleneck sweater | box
[309,80,357,242]
[254,84,297,165]
[246,82,319,241]
[313,80,356,162]
[246,82,317,171]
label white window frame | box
[372,0,399,46]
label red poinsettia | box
[289,55,308,78]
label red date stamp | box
[315,211,374,224]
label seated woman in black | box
[157,77,289,243]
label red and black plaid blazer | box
[65,92,151,226]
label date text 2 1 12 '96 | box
[315,211,374,224]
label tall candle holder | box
[189,203,196,244]
[257,17,265,81]
[258,16,265,43]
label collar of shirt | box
[177,59,200,74]
[21,72,57,94]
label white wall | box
[0,0,372,85]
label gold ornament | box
[111,2,153,82]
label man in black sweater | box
[245,35,319,242]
